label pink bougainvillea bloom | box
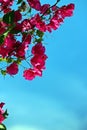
[23,68,36,80]
[15,34,31,58]
[14,41,25,59]
[22,34,31,48]
[34,68,42,77]
[32,14,46,32]
[0,47,9,58]
[23,68,42,80]
[52,5,58,11]
[37,21,46,32]
[0,0,14,13]
[0,0,13,6]
[14,22,22,32]
[6,62,18,75]
[65,3,75,17]
[40,4,50,15]
[31,43,47,72]
[21,19,32,32]
[46,18,59,32]
[0,103,5,108]
[0,114,5,124]
[3,7,11,13]
[46,3,75,32]
[0,21,7,35]
[31,43,45,55]
[31,54,48,70]
[57,3,75,18]
[4,34,16,50]
[14,10,22,22]
[16,45,25,58]
[27,0,41,11]
[0,102,5,124]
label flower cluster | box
[0,0,75,80]
[0,0,14,13]
[0,102,8,124]
[23,43,47,80]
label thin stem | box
[41,0,60,17]
[50,0,60,9]
[26,54,33,59]
[24,59,32,67]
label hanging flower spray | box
[0,0,75,129]
[0,0,75,80]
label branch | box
[41,0,60,17]
[51,0,60,8]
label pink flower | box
[22,34,31,48]
[46,18,59,32]
[14,10,22,22]
[32,14,46,32]
[46,3,75,32]
[23,68,42,80]
[52,6,58,11]
[23,43,47,80]
[0,104,4,115]
[57,3,75,18]
[14,42,25,59]
[27,0,41,11]
[0,0,13,6]
[0,114,4,124]
[0,47,9,58]
[14,23,22,32]
[65,3,75,17]
[0,0,13,13]
[30,43,47,76]
[6,62,18,75]
[0,102,5,124]
[16,45,25,58]
[4,34,16,50]
[0,21,7,35]
[31,54,47,70]
[21,19,32,32]
[2,7,11,13]
[40,4,50,15]
[15,34,31,58]
[31,43,45,55]
[0,103,5,108]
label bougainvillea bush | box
[0,0,75,80]
[0,0,75,129]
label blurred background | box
[0,0,87,130]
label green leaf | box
[10,29,21,34]
[36,30,44,37]
[1,70,6,76]
[28,7,32,13]
[17,0,23,4]
[15,58,21,64]
[3,11,14,24]
[0,124,6,130]
[6,58,13,63]
[0,58,6,62]
[35,38,43,43]
[0,58,3,62]
[3,109,9,119]
[0,35,4,45]
[29,29,35,35]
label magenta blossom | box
[0,102,5,124]
[6,62,18,75]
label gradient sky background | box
[0,0,87,130]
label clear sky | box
[0,0,87,130]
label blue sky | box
[0,0,87,130]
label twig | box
[41,0,60,17]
